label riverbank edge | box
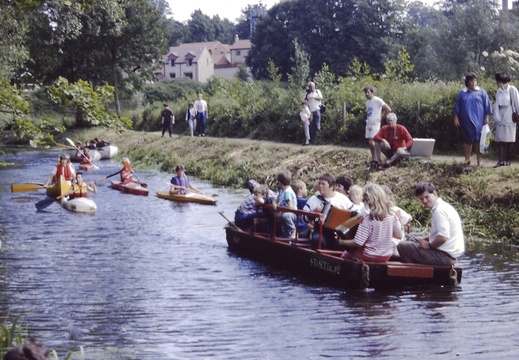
[62,128,519,245]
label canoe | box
[46,176,70,198]
[60,197,97,213]
[66,149,102,162]
[98,145,119,159]
[110,180,149,196]
[224,205,462,289]
[156,191,216,205]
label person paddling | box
[169,164,199,194]
[43,153,75,187]
[68,172,97,199]
[120,157,138,184]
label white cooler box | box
[409,138,435,157]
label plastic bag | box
[479,124,492,153]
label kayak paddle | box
[11,183,45,193]
[35,170,121,211]
[35,196,61,211]
[66,138,100,169]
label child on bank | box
[300,100,312,146]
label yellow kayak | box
[46,176,71,198]
[156,191,217,205]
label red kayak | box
[110,180,149,196]
[79,163,96,171]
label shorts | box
[365,123,381,139]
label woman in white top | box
[493,72,519,167]
[303,173,353,249]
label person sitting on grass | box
[372,112,413,171]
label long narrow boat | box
[46,176,70,198]
[224,205,462,289]
[60,197,97,213]
[110,180,149,196]
[98,145,119,159]
[156,191,216,205]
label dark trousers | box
[196,112,207,135]
[310,110,321,142]
[162,121,173,136]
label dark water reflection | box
[1,148,519,359]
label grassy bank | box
[65,128,519,246]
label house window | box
[169,73,175,79]
[187,59,193,66]
[184,72,193,79]
[170,60,175,66]
[236,50,241,56]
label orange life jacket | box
[70,183,88,198]
[54,164,74,182]
[120,167,136,183]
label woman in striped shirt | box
[340,183,403,262]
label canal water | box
[1,148,519,359]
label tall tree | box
[247,0,406,80]
[25,0,168,115]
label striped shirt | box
[354,212,400,257]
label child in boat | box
[348,185,369,216]
[68,172,97,199]
[169,164,199,195]
[79,147,92,166]
[44,153,76,187]
[292,180,310,238]
[340,183,403,262]
[273,170,298,238]
[234,183,272,230]
[381,184,413,256]
[120,157,138,184]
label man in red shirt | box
[372,112,413,170]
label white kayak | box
[60,197,97,213]
[98,145,119,159]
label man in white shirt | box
[364,85,391,169]
[397,182,465,265]
[304,81,323,143]
[194,92,208,137]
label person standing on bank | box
[454,73,492,167]
[194,92,208,137]
[493,72,519,167]
[364,85,392,169]
[185,101,197,137]
[372,112,413,170]
[397,182,464,266]
[304,81,323,143]
[161,103,175,138]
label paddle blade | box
[11,183,45,193]
[35,197,58,211]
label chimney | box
[234,34,239,44]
